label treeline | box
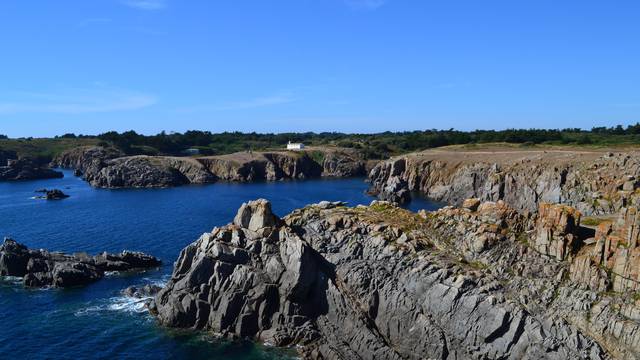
[58,124,640,159]
[4,124,637,163]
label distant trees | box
[0,134,8,139]
[86,123,640,159]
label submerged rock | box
[0,238,161,288]
[122,284,162,298]
[151,198,640,359]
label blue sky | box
[1,0,639,137]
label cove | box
[0,170,440,359]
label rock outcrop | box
[532,203,582,260]
[0,158,63,181]
[150,198,640,359]
[570,206,640,294]
[34,189,70,200]
[0,238,161,288]
[0,150,17,166]
[51,145,124,175]
[368,148,640,215]
[53,146,367,188]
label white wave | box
[141,275,169,288]
[0,276,24,285]
[74,278,167,317]
[107,296,151,313]
[75,296,151,316]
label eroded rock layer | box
[368,148,640,215]
[150,198,640,359]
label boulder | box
[462,198,481,211]
[233,199,279,231]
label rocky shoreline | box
[141,198,640,359]
[0,238,161,288]
[52,146,371,188]
[0,157,63,181]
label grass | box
[0,138,99,163]
[581,217,607,227]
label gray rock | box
[34,189,69,200]
[0,238,161,288]
[233,199,279,231]
[151,199,619,359]
[0,158,63,181]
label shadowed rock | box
[35,189,70,200]
[0,238,161,288]
[0,158,63,181]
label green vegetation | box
[2,123,640,163]
[307,150,326,164]
[0,137,99,164]
[90,124,640,159]
[581,217,607,227]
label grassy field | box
[0,138,100,163]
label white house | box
[287,141,305,150]
[182,148,201,155]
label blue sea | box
[0,170,439,359]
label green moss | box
[370,202,395,213]
[468,260,488,270]
[582,217,605,227]
[516,232,530,246]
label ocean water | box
[0,170,440,359]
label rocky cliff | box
[53,146,367,188]
[368,148,640,215]
[149,198,640,359]
[0,158,63,181]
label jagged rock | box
[151,199,635,359]
[87,156,208,188]
[462,197,481,211]
[233,199,279,232]
[368,149,640,216]
[368,169,411,204]
[122,284,162,298]
[0,238,161,288]
[320,150,366,177]
[532,203,582,260]
[571,206,640,293]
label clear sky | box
[1,0,639,137]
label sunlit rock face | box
[151,197,640,359]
